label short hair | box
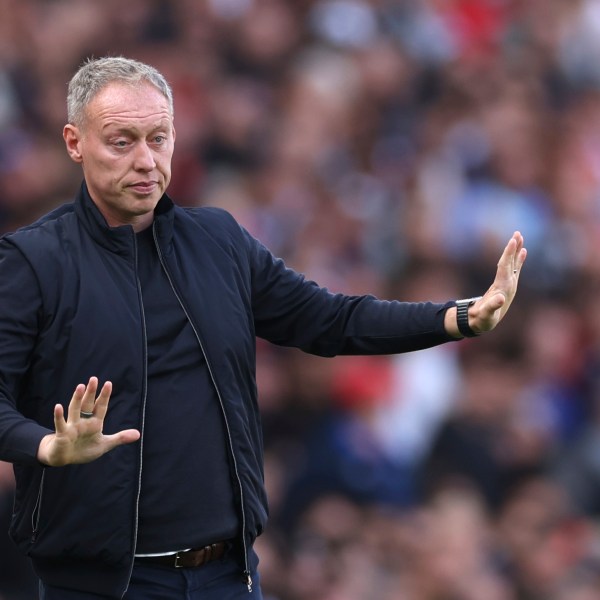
[67,56,174,126]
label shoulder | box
[176,205,241,231]
[1,203,77,270]
[3,203,76,247]
[173,205,251,249]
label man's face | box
[63,81,175,231]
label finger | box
[479,292,506,316]
[511,232,526,265]
[53,403,67,434]
[67,383,87,422]
[497,235,519,273]
[516,247,527,270]
[80,376,99,414]
[102,429,141,452]
[92,381,113,421]
[512,230,523,249]
[487,292,506,312]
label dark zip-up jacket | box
[0,183,456,597]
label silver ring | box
[80,411,94,419]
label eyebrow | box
[102,122,172,136]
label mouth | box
[128,181,159,195]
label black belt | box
[135,541,227,568]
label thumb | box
[104,429,141,451]
[485,292,506,312]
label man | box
[0,57,526,599]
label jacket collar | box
[74,180,175,255]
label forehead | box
[85,81,172,129]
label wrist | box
[444,307,461,338]
[455,296,482,338]
[37,434,57,466]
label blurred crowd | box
[2,0,600,598]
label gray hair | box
[67,56,174,126]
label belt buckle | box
[174,551,184,568]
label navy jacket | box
[0,183,455,597]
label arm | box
[246,226,525,354]
[245,230,455,356]
[444,231,527,338]
[0,240,52,464]
[0,239,139,467]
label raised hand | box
[472,230,527,333]
[36,377,140,467]
[445,231,527,337]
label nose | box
[133,141,156,171]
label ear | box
[63,124,83,163]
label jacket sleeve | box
[0,239,53,464]
[244,229,457,357]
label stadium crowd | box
[2,0,600,598]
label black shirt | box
[135,226,239,553]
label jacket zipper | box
[152,228,253,592]
[31,469,46,542]
[121,232,149,599]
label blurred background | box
[2,0,600,598]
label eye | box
[152,135,166,144]
[113,140,129,148]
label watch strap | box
[456,297,481,338]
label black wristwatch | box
[455,296,482,338]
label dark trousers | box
[39,550,262,599]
